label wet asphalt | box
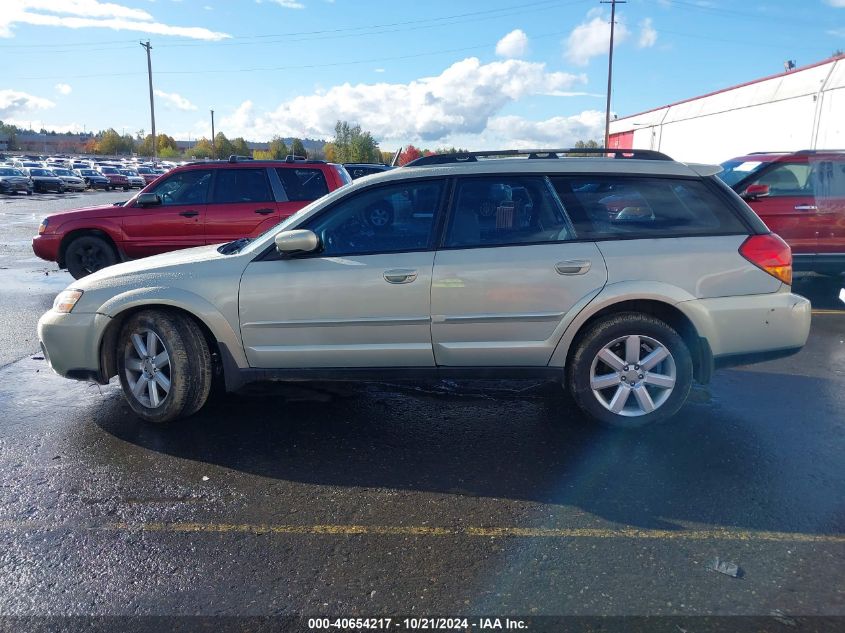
[0,191,843,623]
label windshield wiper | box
[217,237,252,254]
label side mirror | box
[137,192,161,207]
[741,184,770,200]
[275,229,319,255]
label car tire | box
[117,310,212,424]
[64,234,118,279]
[567,312,693,429]
[123,186,130,191]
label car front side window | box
[148,170,212,206]
[304,180,443,257]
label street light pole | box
[601,0,625,149]
[210,109,215,158]
[140,41,157,162]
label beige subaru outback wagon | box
[38,149,811,428]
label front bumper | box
[38,310,112,381]
[32,234,62,262]
[678,290,812,361]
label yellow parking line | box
[2,519,840,543]
[811,309,844,315]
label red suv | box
[720,150,845,275]
[33,157,351,279]
[98,166,131,191]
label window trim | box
[256,175,450,261]
[207,167,275,206]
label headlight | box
[53,289,83,314]
[38,218,49,234]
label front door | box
[430,176,607,366]
[121,169,211,258]
[239,179,446,368]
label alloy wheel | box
[589,334,676,417]
[124,329,171,408]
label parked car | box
[135,166,160,185]
[119,169,146,189]
[25,168,65,193]
[98,166,130,191]
[50,168,87,192]
[719,150,845,275]
[0,166,34,195]
[37,148,810,428]
[74,169,111,190]
[343,163,392,180]
[33,156,350,279]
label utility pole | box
[210,109,215,158]
[140,40,157,162]
[601,0,625,149]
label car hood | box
[46,203,129,222]
[0,176,28,181]
[76,243,235,290]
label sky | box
[1,0,844,150]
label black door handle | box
[254,208,275,215]
[179,210,199,217]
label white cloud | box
[564,9,630,66]
[638,18,657,48]
[0,0,230,40]
[54,83,72,95]
[0,89,55,119]
[154,89,197,111]
[257,0,305,8]
[374,68,385,73]
[480,111,605,148]
[495,29,529,58]
[825,0,845,6]
[218,57,587,146]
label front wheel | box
[567,313,693,428]
[64,234,118,279]
[117,310,212,424]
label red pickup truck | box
[33,157,351,278]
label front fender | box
[548,281,696,367]
[97,286,248,368]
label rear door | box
[806,155,845,263]
[743,160,819,254]
[273,166,331,219]
[205,167,279,245]
[430,175,607,367]
[121,168,211,258]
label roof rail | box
[284,154,326,164]
[404,148,673,167]
[228,154,254,162]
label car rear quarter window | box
[275,168,330,201]
[550,176,747,240]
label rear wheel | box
[567,313,693,429]
[117,310,212,424]
[64,234,118,279]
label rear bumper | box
[677,290,811,361]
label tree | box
[189,137,214,159]
[268,136,289,159]
[323,143,338,162]
[95,128,134,155]
[331,120,381,163]
[397,145,423,166]
[230,137,250,157]
[213,132,234,159]
[158,146,181,159]
[290,138,307,158]
[137,133,178,157]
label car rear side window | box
[550,176,747,239]
[275,168,329,201]
[212,168,274,204]
[444,176,574,248]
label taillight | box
[739,234,792,285]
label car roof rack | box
[404,148,673,167]
[284,155,326,164]
[228,155,254,162]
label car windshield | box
[101,167,117,174]
[53,169,72,176]
[30,169,52,176]
[0,168,23,176]
[717,159,769,187]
